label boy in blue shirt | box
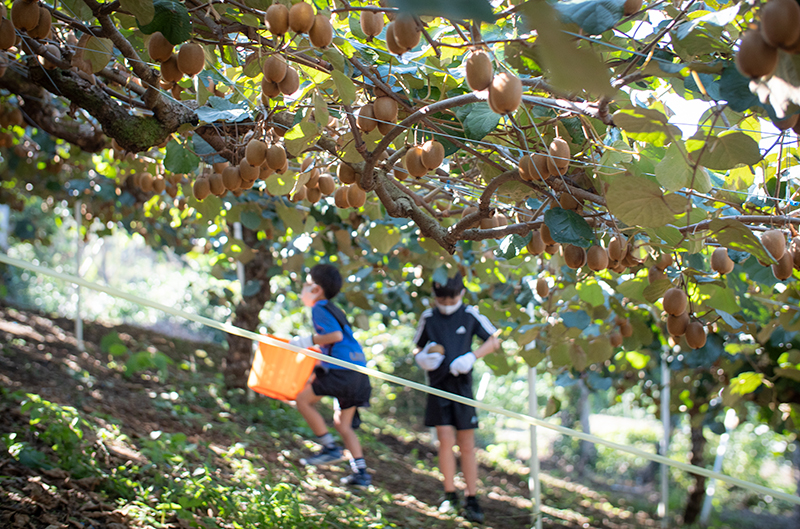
[413,273,500,522]
[290,264,372,486]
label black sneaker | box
[299,445,343,466]
[438,491,460,514]
[464,495,484,524]
[339,470,372,487]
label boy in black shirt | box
[413,273,501,523]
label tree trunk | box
[223,226,274,389]
[683,407,708,525]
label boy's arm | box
[473,334,501,359]
[290,330,343,349]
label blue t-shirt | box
[311,299,366,370]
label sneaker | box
[300,445,343,466]
[438,491,460,514]
[464,496,485,524]
[339,471,372,487]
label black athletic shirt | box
[413,304,497,389]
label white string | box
[1,252,798,507]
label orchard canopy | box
[4,0,800,421]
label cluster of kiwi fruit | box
[287,157,336,204]
[333,163,368,209]
[460,205,509,233]
[356,94,399,135]
[192,140,287,200]
[464,49,523,115]
[359,8,385,40]
[403,139,445,177]
[261,53,301,102]
[662,286,707,349]
[757,229,798,280]
[526,225,560,257]
[128,171,183,198]
[148,32,206,87]
[609,316,633,348]
[266,1,333,49]
[519,137,571,182]
[735,0,800,79]
[8,0,51,41]
[385,14,421,55]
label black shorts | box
[424,392,479,431]
[312,367,371,426]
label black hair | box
[309,264,342,300]
[432,272,464,298]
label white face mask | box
[301,286,319,307]
[436,300,462,315]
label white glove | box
[415,342,445,371]
[449,352,476,376]
[289,335,314,349]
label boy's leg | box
[456,428,477,496]
[333,405,362,458]
[436,425,458,492]
[295,382,327,436]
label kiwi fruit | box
[496,213,509,227]
[619,319,633,338]
[278,66,299,95]
[41,43,60,69]
[260,164,274,180]
[545,243,561,256]
[266,144,286,171]
[373,96,398,123]
[337,164,357,184]
[532,153,551,179]
[152,176,167,194]
[558,193,581,211]
[306,187,322,203]
[564,244,587,269]
[193,177,210,200]
[546,138,570,175]
[654,252,673,270]
[245,139,268,166]
[239,159,259,182]
[160,54,183,83]
[518,155,535,181]
[527,230,545,255]
[405,146,428,177]
[318,174,335,195]
[540,223,556,245]
[623,0,642,16]
[309,14,333,48]
[607,235,627,262]
[429,344,445,355]
[772,250,794,280]
[262,77,281,98]
[461,206,480,228]
[0,18,16,50]
[304,169,319,189]
[685,321,707,349]
[177,42,205,77]
[536,277,549,298]
[385,23,409,55]
[277,158,289,174]
[710,247,734,275]
[266,4,290,35]
[357,103,377,132]
[360,10,384,37]
[393,14,420,50]
[735,29,778,79]
[762,229,786,260]
[147,31,173,62]
[466,50,493,91]
[221,166,241,191]
[773,114,799,130]
[666,311,689,337]
[347,184,367,208]
[139,172,154,192]
[794,243,800,270]
[663,287,687,317]
[334,186,351,208]
[11,0,39,32]
[488,72,523,114]
[393,164,408,181]
[420,139,444,170]
[480,214,498,230]
[288,2,315,33]
[28,6,50,40]
[263,54,287,83]
[760,0,800,49]
[289,185,306,203]
[609,331,623,347]
[587,245,608,271]
[647,265,666,284]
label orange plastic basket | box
[248,335,318,401]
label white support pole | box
[528,366,543,529]
[0,204,9,250]
[74,200,84,351]
[233,222,246,291]
[660,352,670,527]
[700,409,738,525]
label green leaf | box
[554,0,626,36]
[240,210,262,231]
[196,96,250,124]
[612,108,681,147]
[276,202,306,233]
[164,139,200,174]
[729,372,764,395]
[655,143,693,192]
[716,309,743,329]
[313,92,330,132]
[85,37,114,74]
[139,0,192,45]
[709,219,776,265]
[686,131,762,171]
[454,103,501,141]
[62,0,93,21]
[522,1,614,97]
[625,350,650,369]
[544,396,561,418]
[331,70,356,106]
[367,224,401,254]
[284,122,320,157]
[120,0,154,25]
[547,342,571,367]
[520,347,546,368]
[775,368,800,382]
[495,233,530,260]
[387,0,495,23]
[544,208,594,248]
[606,175,686,228]
[643,279,671,303]
[265,173,295,196]
[616,277,647,302]
[224,238,255,265]
[577,281,604,307]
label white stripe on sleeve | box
[466,305,496,336]
[413,308,434,345]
